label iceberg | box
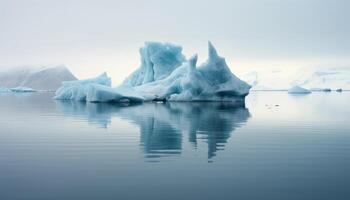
[288,85,311,94]
[55,41,251,103]
[10,87,36,93]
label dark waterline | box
[0,92,349,200]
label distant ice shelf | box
[0,87,10,92]
[288,85,311,94]
[54,41,251,103]
[242,66,350,91]
[9,87,36,93]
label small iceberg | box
[336,88,343,92]
[288,85,311,94]
[10,87,36,93]
[0,87,11,93]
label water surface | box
[0,92,349,200]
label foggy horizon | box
[1,0,349,84]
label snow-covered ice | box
[288,85,311,94]
[0,65,77,91]
[55,41,251,103]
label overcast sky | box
[0,0,349,84]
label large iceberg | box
[54,41,251,103]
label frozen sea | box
[0,91,349,200]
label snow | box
[288,85,311,94]
[55,41,250,103]
[10,87,36,93]
[0,65,77,91]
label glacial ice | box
[132,44,250,101]
[10,87,36,93]
[124,42,186,86]
[288,85,311,94]
[54,41,251,103]
[54,72,112,101]
[1,86,36,93]
[86,84,144,103]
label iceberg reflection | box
[55,101,250,160]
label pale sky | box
[0,0,349,84]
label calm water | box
[0,92,349,200]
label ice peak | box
[188,54,198,70]
[208,41,219,60]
